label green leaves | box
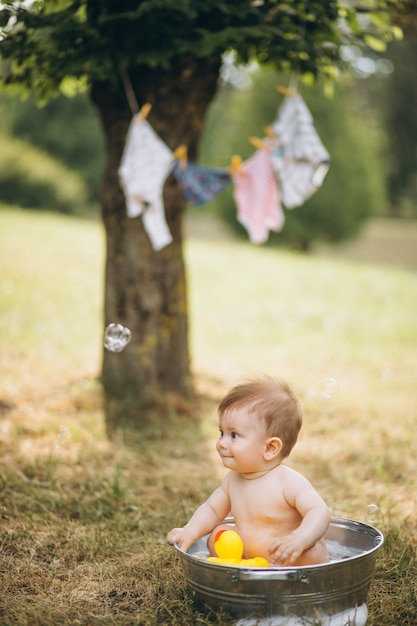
[0,0,411,99]
[364,34,387,52]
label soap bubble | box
[381,367,393,382]
[57,425,69,441]
[322,314,337,331]
[104,323,132,352]
[321,378,339,398]
[365,503,380,524]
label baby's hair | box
[218,376,302,459]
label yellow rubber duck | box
[207,529,269,567]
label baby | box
[167,376,331,566]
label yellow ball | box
[214,530,244,560]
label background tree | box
[370,28,417,217]
[0,132,90,212]
[0,0,407,433]
[346,1,417,218]
[0,91,104,202]
[200,68,387,250]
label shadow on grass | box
[0,377,238,625]
[0,379,416,625]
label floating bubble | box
[322,314,337,331]
[381,367,393,382]
[104,323,132,352]
[365,503,380,524]
[321,377,339,398]
[57,425,69,440]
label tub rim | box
[174,515,384,574]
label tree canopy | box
[0,1,409,100]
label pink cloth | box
[231,150,284,244]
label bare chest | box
[228,472,291,523]
[225,471,302,558]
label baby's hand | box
[268,533,305,565]
[166,527,194,552]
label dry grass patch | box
[1,208,416,624]
[0,378,221,625]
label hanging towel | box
[173,160,231,206]
[269,95,330,209]
[118,116,173,251]
[231,150,284,244]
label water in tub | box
[190,539,369,626]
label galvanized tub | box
[175,517,383,625]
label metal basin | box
[174,517,383,625]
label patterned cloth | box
[173,160,231,206]
[231,150,284,244]
[269,95,330,209]
[118,116,173,251]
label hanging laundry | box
[172,160,231,206]
[118,115,173,251]
[230,150,284,244]
[268,95,330,209]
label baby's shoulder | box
[272,464,310,486]
[220,471,235,490]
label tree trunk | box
[91,57,221,433]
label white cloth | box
[269,95,330,209]
[118,116,173,251]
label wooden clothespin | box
[249,136,270,151]
[263,125,281,149]
[228,155,243,175]
[276,85,297,98]
[263,126,276,140]
[135,102,152,123]
[172,144,188,170]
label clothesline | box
[118,92,330,251]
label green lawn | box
[0,206,416,625]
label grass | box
[0,205,416,625]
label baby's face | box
[216,407,268,474]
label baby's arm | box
[167,480,231,553]
[268,473,330,565]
